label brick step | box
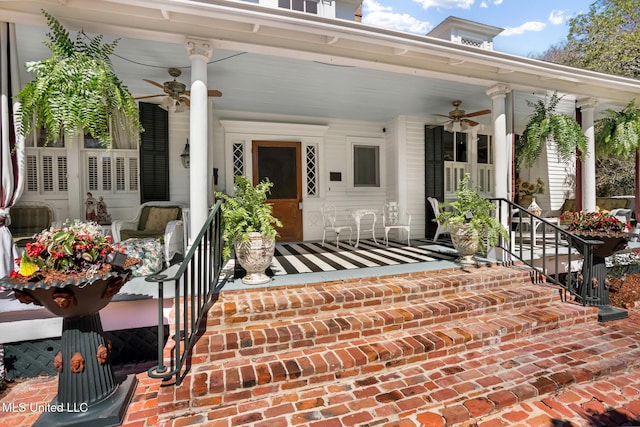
[158,299,598,420]
[159,308,639,427]
[209,266,534,327]
[194,283,559,364]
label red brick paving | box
[3,265,640,426]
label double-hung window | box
[278,0,318,14]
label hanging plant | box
[595,100,640,157]
[516,93,587,169]
[16,10,143,147]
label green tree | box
[539,0,640,198]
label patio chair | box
[321,204,352,249]
[610,208,632,224]
[112,201,187,265]
[382,202,411,246]
[428,197,450,243]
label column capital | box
[485,83,511,98]
[185,38,213,61]
[576,97,598,110]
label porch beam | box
[186,37,213,243]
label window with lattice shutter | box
[57,157,68,191]
[116,157,125,191]
[26,155,38,192]
[102,157,112,191]
[88,156,98,191]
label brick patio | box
[3,264,640,426]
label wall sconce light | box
[180,140,190,168]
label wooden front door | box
[252,141,303,242]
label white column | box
[486,83,511,262]
[486,84,511,200]
[186,38,212,242]
[577,98,598,212]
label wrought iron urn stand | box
[572,234,629,322]
[1,265,138,427]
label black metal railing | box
[146,200,223,385]
[492,198,603,305]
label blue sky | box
[361,0,595,57]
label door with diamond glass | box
[252,141,302,242]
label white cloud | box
[548,9,566,25]
[493,0,503,5]
[411,0,475,10]
[501,21,546,36]
[480,1,488,8]
[362,0,432,35]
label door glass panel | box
[257,146,298,199]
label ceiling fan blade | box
[143,79,165,90]
[134,94,164,100]
[181,97,190,107]
[183,89,223,97]
[462,119,480,127]
[433,114,451,118]
[464,109,491,118]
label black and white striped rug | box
[231,239,458,277]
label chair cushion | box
[119,229,165,242]
[143,207,180,232]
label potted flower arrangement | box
[516,177,545,216]
[561,210,631,236]
[0,220,139,425]
[216,175,283,285]
[436,174,509,263]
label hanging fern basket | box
[16,10,143,147]
[516,93,587,169]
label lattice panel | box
[232,142,245,176]
[4,326,168,379]
[306,145,317,196]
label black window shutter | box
[139,102,169,203]
[425,125,444,239]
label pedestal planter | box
[571,233,629,322]
[234,232,275,285]
[0,269,137,426]
[450,224,480,264]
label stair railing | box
[146,200,223,385]
[491,198,598,304]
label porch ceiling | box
[5,0,640,131]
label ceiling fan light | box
[444,122,453,133]
[452,121,462,133]
[174,101,188,113]
[160,96,174,111]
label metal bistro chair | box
[382,202,411,246]
[321,204,353,249]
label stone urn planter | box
[450,223,480,264]
[234,232,275,285]
[0,257,138,427]
[570,233,629,322]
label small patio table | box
[350,209,380,248]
